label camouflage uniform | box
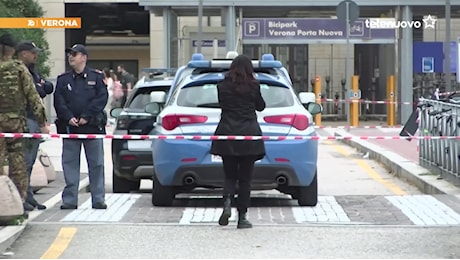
[0,59,47,202]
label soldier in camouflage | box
[0,33,50,205]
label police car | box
[146,53,322,206]
[110,69,174,193]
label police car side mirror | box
[298,92,316,104]
[307,103,323,115]
[145,102,161,116]
[110,108,123,118]
[150,91,166,104]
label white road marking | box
[385,195,460,225]
[61,194,141,222]
[292,196,351,223]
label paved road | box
[2,126,460,258]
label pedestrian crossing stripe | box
[292,196,351,223]
[386,195,460,226]
[61,194,141,222]
[55,194,460,226]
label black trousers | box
[221,155,257,213]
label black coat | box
[210,78,266,160]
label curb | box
[0,177,89,255]
[334,129,460,195]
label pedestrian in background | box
[0,33,49,210]
[210,54,266,229]
[103,68,114,123]
[117,64,136,107]
[16,40,54,211]
[53,44,108,210]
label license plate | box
[127,140,151,151]
[211,155,222,162]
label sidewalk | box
[321,125,460,195]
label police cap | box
[65,44,88,56]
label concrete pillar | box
[399,6,413,124]
[150,11,165,68]
[224,6,236,53]
[161,8,178,68]
[38,0,65,80]
[37,0,65,122]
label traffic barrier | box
[417,98,460,180]
[0,132,460,140]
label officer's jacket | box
[53,66,108,134]
[25,64,53,120]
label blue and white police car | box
[145,53,322,207]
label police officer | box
[17,40,54,211]
[53,44,108,210]
[0,33,49,207]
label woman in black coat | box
[210,54,266,229]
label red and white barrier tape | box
[0,132,458,140]
[319,98,414,105]
[439,90,460,96]
[314,125,402,129]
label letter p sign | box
[244,21,260,37]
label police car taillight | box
[162,114,208,131]
[263,114,309,131]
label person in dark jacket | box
[210,54,266,229]
[53,44,108,210]
[17,41,54,211]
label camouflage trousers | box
[0,114,27,202]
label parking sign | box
[422,57,434,73]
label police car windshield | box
[127,86,170,110]
[176,83,294,108]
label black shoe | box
[218,196,232,226]
[23,202,34,211]
[237,212,252,229]
[92,202,107,209]
[60,204,78,210]
[36,204,46,210]
[27,199,47,210]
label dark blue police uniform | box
[54,64,108,208]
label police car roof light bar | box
[187,54,282,69]
[142,68,177,74]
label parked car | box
[110,69,174,193]
[146,54,322,206]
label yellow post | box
[314,76,321,126]
[387,75,395,126]
[350,75,359,126]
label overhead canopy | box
[139,0,460,18]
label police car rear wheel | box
[296,172,318,206]
[152,174,175,206]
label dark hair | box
[225,54,258,94]
[103,68,110,78]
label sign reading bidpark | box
[242,18,396,43]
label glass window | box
[127,86,170,109]
[176,83,294,108]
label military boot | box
[218,194,232,226]
[237,210,252,229]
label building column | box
[398,5,413,124]
[223,6,236,53]
[160,8,178,68]
[40,0,65,80]
[39,0,65,122]
[149,10,165,68]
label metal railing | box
[418,98,460,183]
